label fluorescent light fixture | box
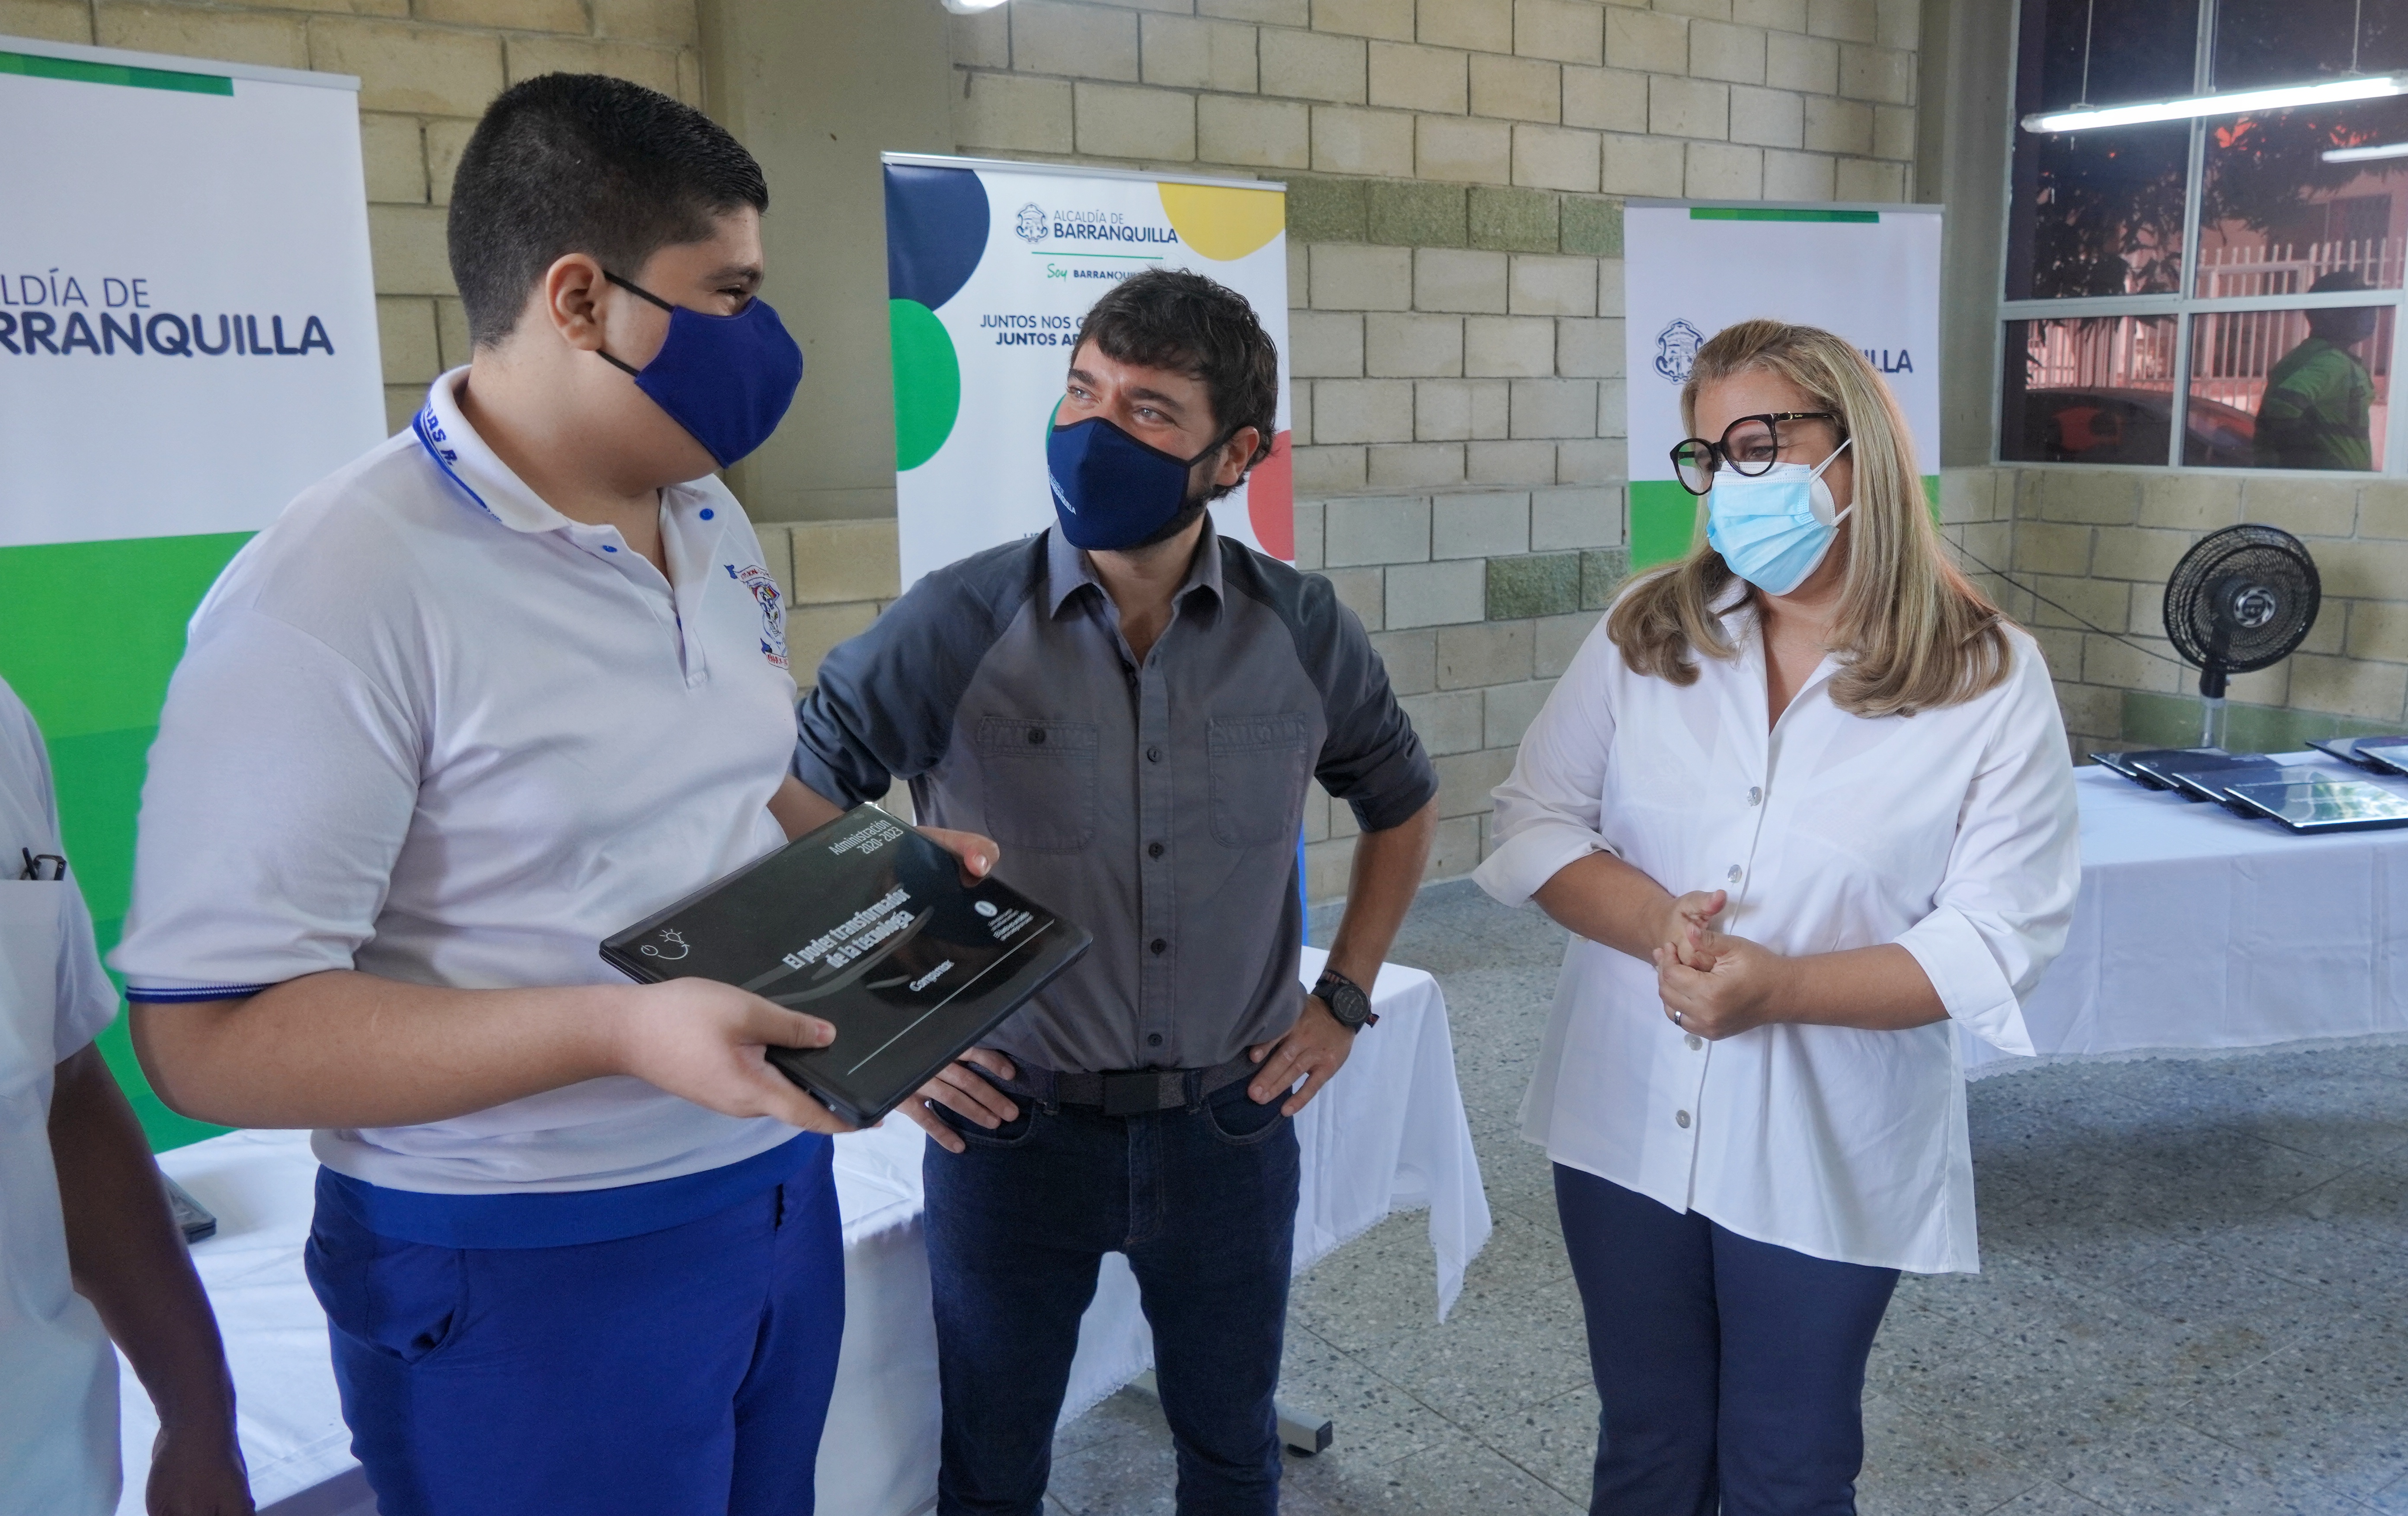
[2325,140,2408,162]
[940,0,1010,11]
[2023,73,2408,133]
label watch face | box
[1324,981,1370,1028]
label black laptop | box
[603,807,1090,1126]
[2124,750,2285,803]
[2226,773,2408,833]
[2091,747,2224,789]
[2306,734,2408,771]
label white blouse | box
[1473,591,2080,1273]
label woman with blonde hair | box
[1474,319,2080,1514]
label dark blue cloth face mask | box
[599,271,804,468]
[1046,415,1225,550]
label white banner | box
[1622,201,1941,566]
[0,37,384,550]
[883,154,1290,587]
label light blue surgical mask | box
[1706,437,1853,596]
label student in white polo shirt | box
[2,677,250,1516]
[112,74,992,1516]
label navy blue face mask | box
[1046,415,1228,551]
[599,271,804,469]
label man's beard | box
[1121,490,1212,552]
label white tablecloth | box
[1963,757,2408,1076]
[117,951,1487,1516]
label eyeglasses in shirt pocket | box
[1208,712,1310,848]
[0,880,67,1076]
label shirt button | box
[1146,745,1163,763]
[1150,938,1167,955]
[1747,786,1762,805]
[1148,841,1164,859]
[1027,728,1046,745]
[1726,865,1742,883]
[1676,1110,1692,1129]
[1147,1033,1164,1048]
[1685,1034,1703,1051]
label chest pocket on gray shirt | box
[1208,713,1310,848]
[975,717,1098,851]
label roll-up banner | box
[882,154,1291,586]
[0,35,384,1144]
[1622,201,1941,569]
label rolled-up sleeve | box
[1473,619,1619,907]
[793,566,1005,808]
[1894,649,2081,1056]
[1295,578,1436,832]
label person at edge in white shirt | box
[1473,318,2079,1516]
[0,677,250,1516]
[109,76,995,1516]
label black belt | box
[1001,1056,1257,1116]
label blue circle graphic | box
[884,166,990,312]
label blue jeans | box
[923,1077,1300,1516]
[1555,1164,1900,1516]
[306,1145,845,1516]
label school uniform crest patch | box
[729,563,789,669]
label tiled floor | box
[1041,880,2408,1515]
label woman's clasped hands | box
[1650,888,1789,1040]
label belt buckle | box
[1101,1070,1167,1116]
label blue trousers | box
[922,1077,1300,1516]
[1554,1165,1900,1516]
[306,1145,845,1516]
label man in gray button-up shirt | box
[783,270,1436,1516]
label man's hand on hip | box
[901,1047,1020,1154]
[1246,996,1355,1116]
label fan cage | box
[2162,525,2322,678]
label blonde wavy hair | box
[1607,319,2011,717]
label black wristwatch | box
[1312,969,1376,1032]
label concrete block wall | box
[3,1,709,434]
[1293,484,1625,897]
[1940,466,2408,757]
[1282,182,1629,497]
[945,0,1923,500]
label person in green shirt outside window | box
[2255,270,2380,471]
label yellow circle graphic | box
[1156,183,1285,262]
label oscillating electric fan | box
[2162,523,2321,747]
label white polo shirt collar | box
[413,368,745,689]
[413,369,722,560]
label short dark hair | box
[1071,268,1279,498]
[447,73,767,347]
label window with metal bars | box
[2000,0,2408,472]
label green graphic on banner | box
[1688,207,1879,223]
[1629,476,1945,572]
[889,298,961,471]
[0,531,252,1150]
[1628,481,1698,570]
[0,48,233,95]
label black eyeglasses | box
[1670,412,1841,496]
